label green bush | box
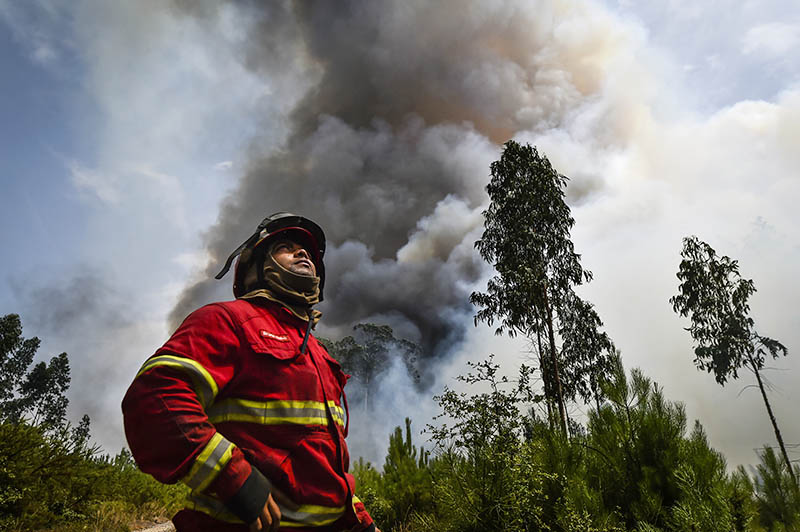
[0,314,186,531]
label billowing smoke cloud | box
[170,0,633,360]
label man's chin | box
[290,267,315,277]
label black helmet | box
[215,212,326,299]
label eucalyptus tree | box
[471,140,613,433]
[670,235,796,488]
[321,323,421,411]
[1,313,70,431]
[558,292,615,411]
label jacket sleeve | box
[121,303,270,524]
[352,494,375,530]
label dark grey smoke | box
[11,270,127,335]
[170,0,598,361]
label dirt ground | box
[132,521,175,532]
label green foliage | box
[558,292,616,408]
[352,419,436,531]
[0,314,186,530]
[382,418,435,526]
[586,355,687,528]
[0,419,98,529]
[426,356,535,531]
[670,236,786,384]
[728,466,760,531]
[471,141,588,336]
[351,353,765,532]
[0,314,71,431]
[667,424,735,531]
[752,447,800,530]
[670,236,797,490]
[352,458,392,529]
[471,141,614,431]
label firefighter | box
[122,212,378,532]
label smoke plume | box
[170,0,624,360]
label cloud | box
[742,22,800,57]
[68,161,120,205]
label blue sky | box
[0,20,88,301]
[1,0,799,468]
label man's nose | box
[295,247,310,259]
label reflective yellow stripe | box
[352,494,363,517]
[186,492,345,527]
[182,433,235,492]
[207,398,345,428]
[136,354,219,407]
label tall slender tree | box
[471,140,613,433]
[670,235,796,488]
[321,323,421,411]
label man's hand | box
[248,485,299,532]
[249,492,280,532]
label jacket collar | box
[251,298,309,329]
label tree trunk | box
[535,326,554,429]
[364,375,370,413]
[542,288,567,435]
[749,355,798,489]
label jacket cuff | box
[353,499,374,529]
[224,467,272,525]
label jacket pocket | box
[280,432,346,502]
[240,318,297,360]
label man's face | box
[270,238,317,277]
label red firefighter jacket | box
[122,298,373,531]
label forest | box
[0,141,796,531]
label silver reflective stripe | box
[207,398,345,428]
[186,492,242,523]
[183,433,235,492]
[186,492,345,527]
[136,354,218,407]
[280,503,345,527]
[329,401,345,426]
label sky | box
[1,0,799,470]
